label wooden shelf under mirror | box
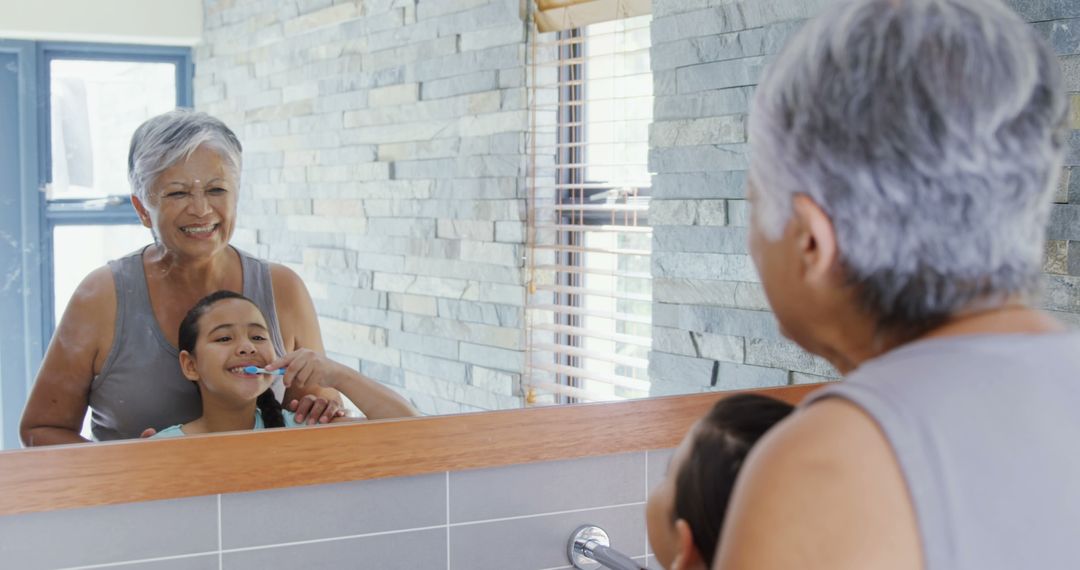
[0,384,823,515]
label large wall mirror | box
[2,0,1075,452]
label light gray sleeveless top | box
[804,333,1080,570]
[89,246,287,441]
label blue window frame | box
[38,42,193,336]
[0,40,42,450]
[0,40,192,449]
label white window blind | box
[525,13,653,404]
[533,0,652,33]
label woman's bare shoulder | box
[267,262,316,314]
[266,261,322,352]
[714,398,922,570]
[267,262,307,297]
[65,265,118,321]
[41,264,119,381]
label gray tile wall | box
[0,450,676,570]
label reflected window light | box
[49,60,176,200]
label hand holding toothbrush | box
[266,348,418,422]
[264,349,350,424]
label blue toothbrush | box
[243,366,285,376]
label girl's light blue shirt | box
[152,410,303,438]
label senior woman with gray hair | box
[19,110,387,444]
[712,0,1076,568]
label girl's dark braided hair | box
[673,393,794,567]
[178,290,285,428]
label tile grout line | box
[219,524,449,554]
[216,502,648,558]
[57,551,220,570]
[60,500,649,568]
[644,450,650,561]
[446,470,451,570]
[449,500,647,528]
[218,494,223,570]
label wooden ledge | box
[0,384,822,515]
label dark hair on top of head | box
[177,290,284,429]
[673,393,794,568]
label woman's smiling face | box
[179,298,276,404]
[138,144,238,260]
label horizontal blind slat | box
[527,118,653,129]
[541,162,653,171]
[526,97,654,110]
[530,141,651,151]
[529,303,652,325]
[528,183,652,191]
[532,322,652,347]
[529,380,624,402]
[534,244,650,256]
[531,361,650,391]
[533,264,651,280]
[533,342,650,369]
[537,224,652,234]
[535,283,652,302]
[531,69,653,84]
[551,203,648,213]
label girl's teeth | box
[183,225,215,234]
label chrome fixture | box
[567,524,644,570]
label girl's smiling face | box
[179,298,276,404]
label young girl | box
[153,290,417,437]
[645,394,794,569]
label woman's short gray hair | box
[127,109,243,203]
[749,0,1068,334]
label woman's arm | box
[19,267,117,446]
[269,349,419,421]
[269,263,344,423]
[713,399,922,570]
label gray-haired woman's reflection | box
[21,110,349,445]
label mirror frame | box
[0,385,822,515]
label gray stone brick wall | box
[194,0,1080,407]
[197,0,527,414]
[1035,0,1080,327]
[648,0,1080,394]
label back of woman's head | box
[177,290,284,429]
[749,0,1067,340]
[674,394,795,567]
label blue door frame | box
[0,40,191,449]
[0,40,44,450]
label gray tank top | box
[804,333,1080,570]
[89,246,287,441]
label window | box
[42,46,191,332]
[526,14,653,404]
[0,41,191,448]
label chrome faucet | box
[567,525,645,570]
